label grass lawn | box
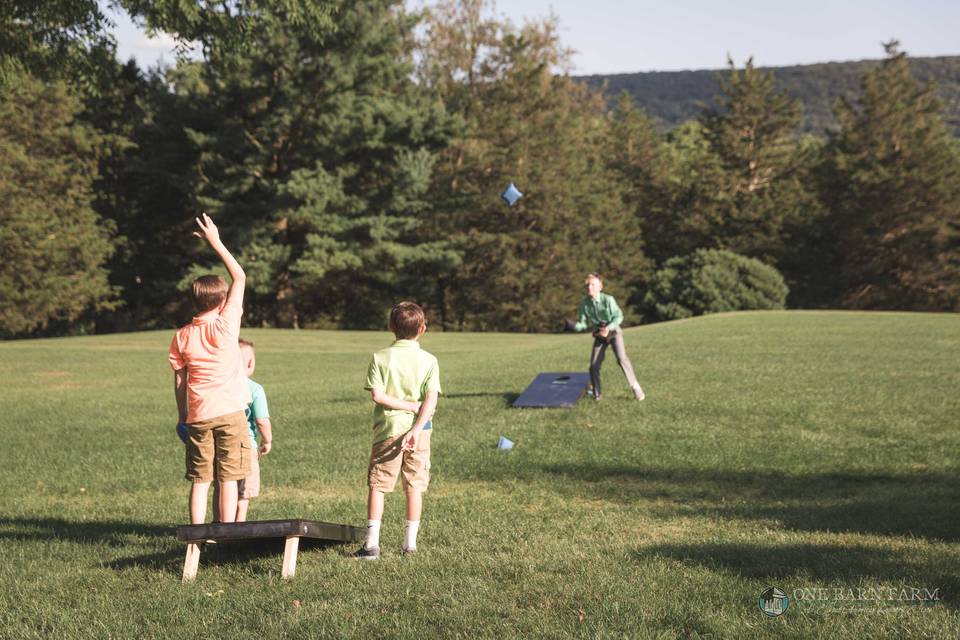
[1,311,959,638]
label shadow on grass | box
[445,392,520,407]
[541,465,960,542]
[633,542,960,608]
[109,537,344,575]
[0,516,173,546]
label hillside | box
[577,55,960,134]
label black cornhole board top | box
[176,519,364,543]
[512,372,591,408]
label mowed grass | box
[1,311,959,639]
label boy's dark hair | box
[389,301,425,339]
[586,272,603,282]
[239,337,254,350]
[191,275,228,313]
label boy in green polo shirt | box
[573,272,645,402]
[354,301,441,560]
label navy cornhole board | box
[176,519,364,582]
[512,372,591,408]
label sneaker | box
[401,547,417,556]
[632,384,645,401]
[351,545,380,560]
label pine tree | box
[418,0,648,331]
[699,58,818,263]
[173,0,457,328]
[825,42,960,310]
[0,73,117,337]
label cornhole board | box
[512,372,591,408]
[176,519,364,582]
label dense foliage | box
[0,1,957,337]
[640,249,788,322]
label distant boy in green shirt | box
[354,302,441,559]
[573,272,645,402]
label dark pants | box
[589,328,639,396]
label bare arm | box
[194,213,245,307]
[402,390,438,451]
[256,418,273,456]
[369,388,421,413]
[174,369,188,423]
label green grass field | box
[2,311,959,639]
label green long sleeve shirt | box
[574,293,624,332]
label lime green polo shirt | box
[573,292,624,332]
[364,339,442,443]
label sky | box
[105,0,960,75]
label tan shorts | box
[368,430,431,493]
[238,443,260,499]
[185,411,250,483]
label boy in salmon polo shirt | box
[169,213,251,524]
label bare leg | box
[367,488,385,520]
[217,480,238,523]
[189,481,211,524]
[211,482,220,522]
[236,499,249,522]
[405,489,422,521]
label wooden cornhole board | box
[176,519,364,582]
[512,372,591,408]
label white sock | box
[403,520,420,550]
[365,519,381,549]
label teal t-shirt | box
[246,378,269,443]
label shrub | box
[641,249,788,322]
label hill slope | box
[578,56,960,134]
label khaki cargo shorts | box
[368,430,431,493]
[238,443,260,499]
[185,411,250,483]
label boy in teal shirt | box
[354,301,441,559]
[194,338,274,522]
[573,272,645,401]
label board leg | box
[182,542,201,583]
[282,535,300,579]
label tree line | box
[1,0,958,338]
[580,56,960,136]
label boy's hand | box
[193,212,221,245]
[402,428,421,452]
[413,401,422,414]
[260,440,272,457]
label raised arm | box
[194,213,245,308]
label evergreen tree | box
[824,42,960,310]
[174,0,457,328]
[699,58,819,263]
[0,73,116,337]
[418,0,647,331]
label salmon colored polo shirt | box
[168,298,251,424]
